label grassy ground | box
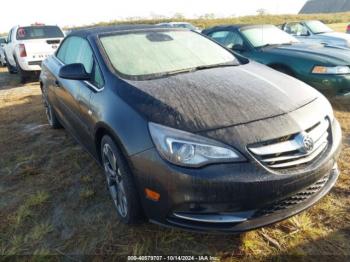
[328,23,348,32]
[0,65,349,260]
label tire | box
[41,92,62,129]
[101,135,143,224]
[5,57,17,74]
[14,57,28,84]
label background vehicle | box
[0,37,6,47]
[281,20,350,48]
[157,22,201,32]
[40,25,341,233]
[347,24,350,34]
[203,24,350,97]
[0,37,6,66]
[4,24,64,83]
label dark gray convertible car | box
[40,25,342,233]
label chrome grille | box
[249,118,330,169]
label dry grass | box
[0,66,349,260]
[72,12,350,32]
[328,23,348,33]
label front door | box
[53,36,96,142]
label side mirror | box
[300,30,310,37]
[59,63,90,80]
[232,44,247,52]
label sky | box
[0,0,307,33]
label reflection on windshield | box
[241,25,299,48]
[305,21,333,34]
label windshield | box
[100,30,238,79]
[16,26,64,40]
[0,38,6,44]
[241,25,299,48]
[304,21,333,34]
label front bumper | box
[130,118,342,233]
[162,165,339,233]
[307,74,350,97]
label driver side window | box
[7,29,12,43]
[56,36,104,89]
[56,36,93,73]
[209,30,244,49]
[285,23,309,36]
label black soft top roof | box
[69,24,171,38]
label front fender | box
[91,86,154,158]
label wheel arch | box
[94,122,145,204]
[94,122,129,165]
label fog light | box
[145,188,160,201]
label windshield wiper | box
[258,43,280,48]
[259,42,296,48]
[314,31,332,35]
[156,68,196,77]
[194,62,237,71]
[155,62,237,78]
[280,42,295,46]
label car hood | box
[320,31,350,42]
[263,43,350,65]
[120,62,319,133]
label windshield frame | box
[240,25,299,48]
[98,28,240,81]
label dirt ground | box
[0,66,349,261]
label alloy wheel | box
[102,143,128,218]
[42,94,53,126]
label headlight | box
[149,123,245,168]
[312,65,350,75]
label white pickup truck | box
[4,24,64,83]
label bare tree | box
[199,13,216,19]
[256,8,268,15]
[173,12,185,19]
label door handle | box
[54,80,60,87]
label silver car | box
[156,22,201,33]
[281,20,350,48]
[0,37,6,66]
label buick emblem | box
[302,134,314,153]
